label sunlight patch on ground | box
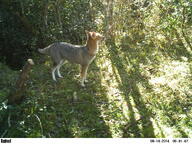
[149,60,191,96]
[182,127,192,137]
[150,61,190,84]
[150,118,165,137]
[128,95,143,122]
[149,61,192,101]
[153,114,183,137]
[160,125,181,138]
[96,56,127,137]
[96,51,150,137]
[139,59,192,137]
[152,115,191,137]
[138,57,192,137]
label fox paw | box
[81,83,85,87]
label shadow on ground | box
[106,36,155,137]
[1,61,112,138]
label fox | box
[38,31,104,87]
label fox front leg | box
[80,65,88,87]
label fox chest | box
[82,55,95,65]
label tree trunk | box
[104,0,114,39]
[55,0,63,37]
[181,6,192,50]
[43,2,48,30]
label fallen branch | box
[8,59,34,104]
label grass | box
[0,37,192,138]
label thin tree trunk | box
[181,6,192,50]
[43,2,48,30]
[55,0,63,37]
[104,0,114,38]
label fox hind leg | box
[52,65,57,81]
[51,53,62,81]
[52,60,61,81]
[56,60,64,78]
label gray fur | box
[38,42,95,84]
[38,42,95,66]
[38,31,103,86]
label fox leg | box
[80,65,88,87]
[56,60,64,78]
[52,66,57,81]
[51,55,62,81]
[52,60,61,81]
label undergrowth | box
[0,42,192,138]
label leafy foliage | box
[0,0,102,69]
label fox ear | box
[91,32,96,39]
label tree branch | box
[8,59,34,104]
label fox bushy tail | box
[38,45,51,55]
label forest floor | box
[0,40,192,138]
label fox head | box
[85,30,104,56]
[85,30,104,41]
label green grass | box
[0,39,192,138]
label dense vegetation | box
[0,0,192,138]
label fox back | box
[48,42,95,66]
[38,31,104,66]
[38,31,104,84]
